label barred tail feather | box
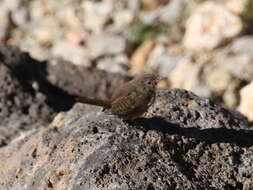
[75,96,111,108]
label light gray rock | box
[147,44,186,77]
[11,4,29,27]
[224,0,249,14]
[128,0,140,12]
[214,50,253,81]
[183,1,243,51]
[52,41,91,66]
[230,36,253,55]
[87,34,126,58]
[205,68,233,93]
[159,0,186,24]
[168,56,201,89]
[238,81,253,121]
[141,0,184,24]
[113,9,134,28]
[82,1,113,33]
[97,54,129,75]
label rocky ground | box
[0,0,253,119]
[1,0,253,189]
[0,44,127,146]
[0,44,253,190]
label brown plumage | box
[75,74,162,120]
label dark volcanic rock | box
[0,45,55,145]
[0,89,252,190]
[46,59,129,100]
[148,89,249,130]
[0,44,128,146]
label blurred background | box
[1,0,253,121]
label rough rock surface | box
[46,60,129,101]
[0,45,55,146]
[0,44,128,146]
[0,88,252,190]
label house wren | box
[75,74,163,120]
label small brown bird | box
[75,74,163,120]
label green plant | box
[129,21,167,48]
[243,0,253,33]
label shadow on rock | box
[0,44,128,145]
[129,117,253,147]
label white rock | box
[52,41,90,66]
[215,52,253,81]
[87,34,126,58]
[223,89,238,108]
[168,57,212,97]
[230,36,253,55]
[29,1,44,21]
[97,54,129,74]
[56,6,81,28]
[141,0,196,25]
[183,1,243,51]
[147,45,185,77]
[225,0,249,14]
[168,58,200,90]
[205,69,232,93]
[11,5,29,27]
[82,1,113,33]
[33,27,53,45]
[113,10,134,27]
[159,0,185,24]
[20,41,50,61]
[238,81,253,121]
[128,0,140,12]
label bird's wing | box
[110,92,138,116]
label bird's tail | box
[75,96,111,108]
